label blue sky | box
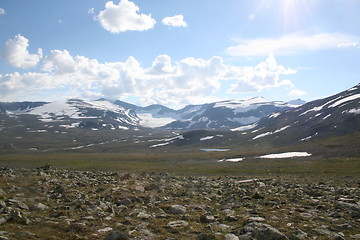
[0,0,359,108]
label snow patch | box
[138,113,176,128]
[200,136,214,141]
[329,94,360,108]
[258,152,312,159]
[344,108,360,115]
[150,142,171,148]
[231,123,258,132]
[217,157,244,163]
[252,125,290,140]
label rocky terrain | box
[0,166,359,240]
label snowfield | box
[138,113,176,128]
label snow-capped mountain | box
[162,97,295,130]
[1,99,140,130]
[0,97,304,131]
[152,84,360,156]
[235,83,360,145]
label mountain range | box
[0,84,359,155]
[0,96,304,131]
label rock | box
[167,220,189,228]
[97,227,113,233]
[104,230,128,240]
[290,229,308,240]
[312,228,346,240]
[238,234,254,240]
[0,217,7,225]
[244,217,265,224]
[197,233,216,240]
[67,222,87,232]
[225,233,240,240]
[243,222,288,240]
[9,211,30,225]
[31,203,48,211]
[53,185,65,194]
[200,214,216,223]
[167,204,187,214]
[252,192,264,199]
[0,189,6,195]
[336,201,360,218]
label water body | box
[200,148,230,152]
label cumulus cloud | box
[0,36,298,106]
[1,34,42,68]
[0,8,5,15]
[162,15,187,27]
[226,54,296,93]
[97,0,156,33]
[227,32,360,57]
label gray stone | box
[225,233,240,240]
[168,204,187,214]
[31,202,48,211]
[244,222,288,240]
[200,214,216,223]
[312,228,346,240]
[290,229,308,240]
[197,233,216,240]
[167,220,189,228]
[104,230,128,240]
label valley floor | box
[0,165,359,240]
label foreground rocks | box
[0,166,359,239]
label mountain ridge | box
[0,96,304,130]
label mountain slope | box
[4,99,140,130]
[248,83,360,144]
[158,84,360,156]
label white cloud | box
[0,8,5,15]
[162,15,187,27]
[227,32,360,57]
[226,54,296,93]
[88,8,95,15]
[97,0,156,33]
[0,37,298,107]
[1,34,42,69]
[288,89,307,97]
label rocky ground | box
[0,166,359,240]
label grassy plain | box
[0,151,359,177]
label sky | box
[0,0,359,109]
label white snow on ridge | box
[258,152,311,159]
[231,123,258,132]
[150,142,171,148]
[346,108,360,115]
[252,125,290,139]
[269,112,281,118]
[200,136,214,141]
[329,94,360,108]
[214,97,284,114]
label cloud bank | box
[227,33,360,57]
[0,36,298,106]
[97,0,156,33]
